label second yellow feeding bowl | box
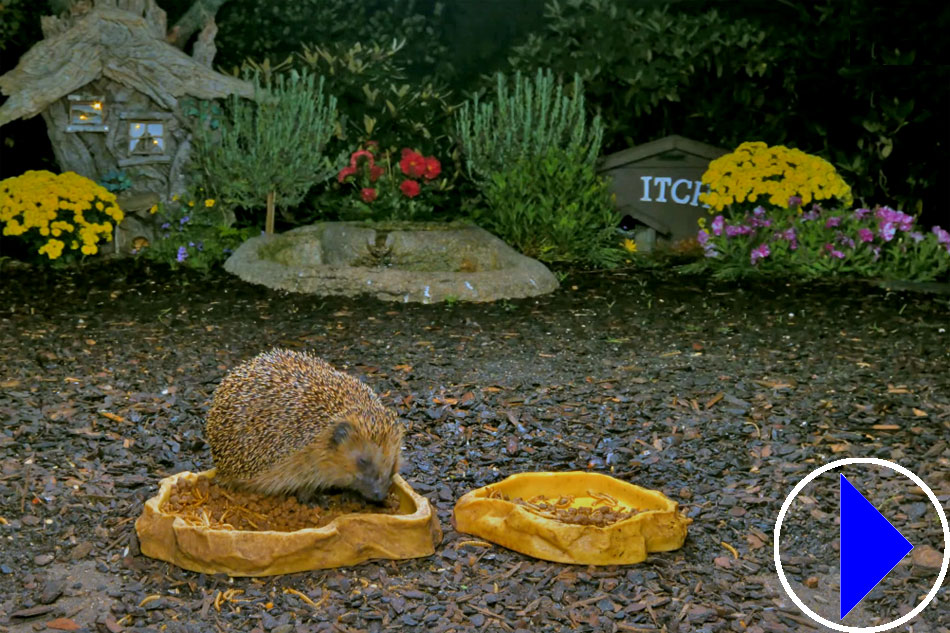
[453,471,691,565]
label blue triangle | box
[840,474,913,619]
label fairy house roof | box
[0,0,253,127]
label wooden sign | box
[598,135,727,246]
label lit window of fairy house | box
[0,0,254,254]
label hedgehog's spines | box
[205,348,404,503]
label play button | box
[839,474,914,619]
[774,457,950,632]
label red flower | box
[369,165,385,183]
[361,188,378,203]
[400,179,421,198]
[423,157,441,180]
[337,166,357,183]
[349,149,375,168]
[399,149,426,178]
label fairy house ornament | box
[0,0,254,252]
[598,135,727,251]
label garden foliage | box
[455,70,619,268]
[684,142,950,282]
[478,146,621,269]
[187,69,339,234]
[142,193,257,273]
[455,69,603,182]
[0,170,123,263]
[335,144,445,222]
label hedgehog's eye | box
[356,456,371,471]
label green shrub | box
[477,147,621,268]
[215,0,453,82]
[454,69,603,181]
[141,195,257,274]
[187,69,339,234]
[685,203,950,282]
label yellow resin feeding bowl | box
[453,472,691,565]
[135,469,443,576]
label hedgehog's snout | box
[352,473,391,503]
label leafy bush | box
[477,147,621,268]
[454,69,603,181]
[687,202,950,282]
[215,0,453,82]
[335,144,446,222]
[140,194,257,274]
[188,70,339,234]
[0,170,124,263]
[507,1,774,152]
[243,41,459,153]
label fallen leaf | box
[872,424,900,431]
[98,410,126,423]
[911,545,943,569]
[912,408,928,417]
[713,556,732,568]
[704,392,724,409]
[887,385,911,394]
[46,618,81,631]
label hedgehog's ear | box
[330,421,351,447]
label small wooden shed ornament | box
[598,135,727,250]
[0,0,255,253]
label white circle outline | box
[773,457,950,632]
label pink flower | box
[824,243,845,259]
[825,216,841,228]
[788,196,802,208]
[711,215,724,236]
[858,228,874,243]
[361,188,377,203]
[400,179,421,198]
[750,243,770,265]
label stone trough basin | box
[223,221,559,303]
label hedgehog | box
[205,348,404,504]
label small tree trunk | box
[265,190,276,234]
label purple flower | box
[876,206,914,231]
[872,245,881,261]
[858,228,874,243]
[879,222,896,242]
[853,208,870,219]
[176,245,188,262]
[788,195,802,208]
[908,231,924,243]
[197,241,204,251]
[802,208,820,221]
[188,241,195,247]
[825,216,841,229]
[824,243,845,259]
[725,224,753,238]
[750,243,770,265]
[697,229,710,246]
[180,216,190,225]
[161,222,171,230]
[753,206,766,217]
[933,225,950,245]
[703,244,719,258]
[712,215,724,236]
